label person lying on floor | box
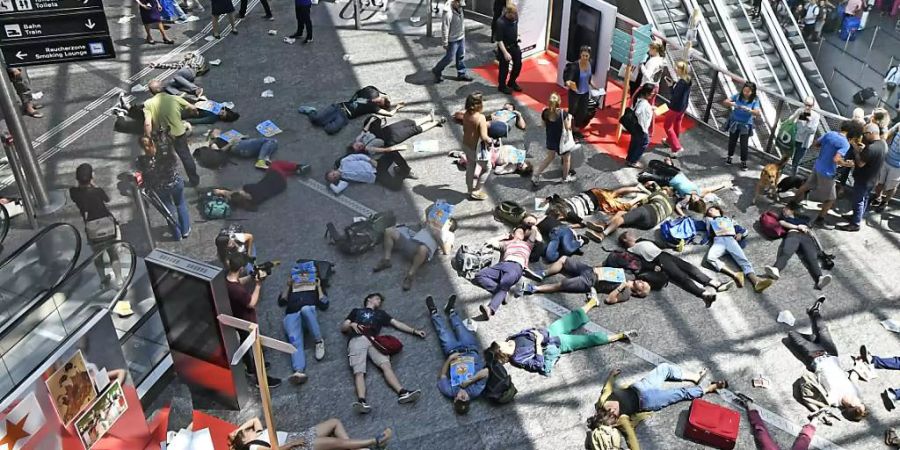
[451,143,532,177]
[581,188,676,242]
[227,416,392,450]
[212,161,311,211]
[855,346,899,410]
[521,207,588,263]
[325,152,415,194]
[487,295,635,376]
[474,226,539,320]
[350,113,446,153]
[299,85,405,135]
[521,255,651,304]
[638,158,729,215]
[111,95,238,134]
[618,231,733,307]
[786,296,868,422]
[150,52,210,96]
[762,202,833,290]
[202,128,280,169]
[703,206,773,293]
[452,102,526,139]
[541,185,649,226]
[732,391,829,450]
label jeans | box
[433,38,467,77]
[294,4,312,38]
[154,177,191,239]
[283,305,323,372]
[706,236,753,274]
[474,261,523,313]
[497,46,522,89]
[233,138,278,160]
[165,68,199,96]
[748,409,815,450]
[791,141,808,176]
[849,182,871,225]
[663,110,686,151]
[547,309,609,353]
[775,232,822,281]
[172,133,199,185]
[240,0,271,16]
[657,252,711,298]
[431,311,478,355]
[728,130,750,162]
[873,355,900,370]
[310,104,350,134]
[632,363,704,412]
[787,311,837,365]
[544,227,580,263]
[626,132,649,164]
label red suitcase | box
[684,398,740,449]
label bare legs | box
[307,418,392,450]
[533,149,572,183]
[211,13,237,38]
[144,24,171,43]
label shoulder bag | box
[85,215,117,243]
[559,111,579,154]
[365,333,403,355]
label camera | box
[251,258,281,281]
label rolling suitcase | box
[684,399,740,449]
[840,16,860,41]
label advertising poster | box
[0,392,46,450]
[74,381,128,450]
[44,351,97,426]
[514,0,550,57]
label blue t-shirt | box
[577,68,592,94]
[729,94,760,125]
[886,134,900,169]
[814,131,850,177]
[670,173,699,196]
[436,350,486,398]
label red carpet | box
[474,52,696,161]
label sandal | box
[885,428,899,446]
[584,229,605,242]
[145,38,157,44]
[468,191,487,201]
[372,427,393,450]
[163,38,175,45]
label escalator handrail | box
[0,222,81,270]
[0,203,8,248]
[759,0,818,104]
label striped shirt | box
[502,239,532,268]
[564,193,596,218]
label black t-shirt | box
[853,139,887,186]
[610,387,641,415]
[285,290,318,314]
[243,170,287,207]
[69,186,112,221]
[341,86,382,119]
[536,215,562,239]
[346,307,393,335]
[594,272,635,303]
[496,16,518,47]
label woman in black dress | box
[531,92,574,187]
[210,0,238,39]
[136,0,174,44]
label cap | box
[75,163,93,183]
[864,123,880,134]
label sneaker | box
[295,164,311,176]
[508,83,523,92]
[425,295,437,315]
[297,106,317,115]
[563,175,577,183]
[444,294,456,315]
[457,74,474,82]
[498,86,512,95]
[702,291,717,308]
[181,228,192,239]
[753,278,773,293]
[733,272,745,288]
[523,267,545,281]
[522,283,536,296]
[252,375,282,388]
[716,280,735,292]
[621,330,639,342]
[859,344,871,364]
[725,156,733,165]
[314,341,325,360]
[468,190,487,201]
[303,37,313,44]
[815,274,832,290]
[764,266,780,280]
[255,159,270,170]
[397,389,422,404]
[402,276,413,291]
[812,217,833,230]
[263,14,274,20]
[734,392,755,408]
[288,372,308,385]
[432,68,443,83]
[479,304,493,320]
[836,223,861,232]
[352,400,372,414]
[531,174,542,190]
[740,162,748,170]
[372,258,392,272]
[806,295,826,315]
[883,389,897,411]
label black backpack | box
[193,147,230,169]
[483,352,517,404]
[602,249,644,273]
[325,211,396,255]
[852,87,876,105]
[619,107,640,134]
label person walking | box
[70,164,123,287]
[724,81,762,170]
[432,0,472,83]
[289,0,313,43]
[7,68,43,118]
[788,97,821,176]
[838,123,887,231]
[564,45,598,138]
[238,0,272,20]
[461,92,492,200]
[142,80,201,187]
[662,61,692,156]
[802,0,821,39]
[625,84,655,168]
[532,93,575,186]
[210,0,238,38]
[137,0,175,44]
[495,4,522,94]
[136,136,191,241]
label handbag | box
[493,201,525,225]
[85,215,117,243]
[366,334,403,355]
[559,112,579,154]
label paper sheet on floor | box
[413,140,439,153]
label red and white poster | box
[0,392,46,450]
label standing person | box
[845,0,864,17]
[763,202,833,290]
[224,255,282,388]
[788,97,821,176]
[142,80,200,187]
[495,4,522,94]
[7,68,43,118]
[885,64,900,105]
[629,40,666,97]
[70,164,123,287]
[289,0,313,43]
[461,92,492,200]
[723,81,762,170]
[871,122,900,212]
[137,0,175,44]
[531,93,574,186]
[432,0,472,83]
[625,84,655,169]
[210,0,238,39]
[238,0,272,20]
[662,61,692,156]
[564,45,599,137]
[792,120,862,228]
[802,0,822,39]
[340,293,425,414]
[812,0,830,42]
[136,136,191,241]
[703,206,773,293]
[838,123,887,231]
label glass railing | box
[0,241,136,401]
[0,223,81,331]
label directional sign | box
[0,0,113,67]
[611,28,632,64]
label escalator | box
[0,240,136,401]
[0,203,8,253]
[773,0,838,112]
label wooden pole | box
[250,325,280,450]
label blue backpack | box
[659,217,698,246]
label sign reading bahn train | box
[0,0,114,67]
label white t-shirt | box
[628,240,663,262]
[814,355,859,406]
[804,4,820,24]
[634,98,654,134]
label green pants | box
[546,309,610,354]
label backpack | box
[451,244,495,279]
[325,211,396,255]
[193,146,230,169]
[619,107,640,135]
[852,87,876,104]
[586,426,622,450]
[201,192,231,220]
[659,217,698,246]
[482,352,517,404]
[602,249,643,273]
[759,211,786,239]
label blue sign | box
[611,29,632,64]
